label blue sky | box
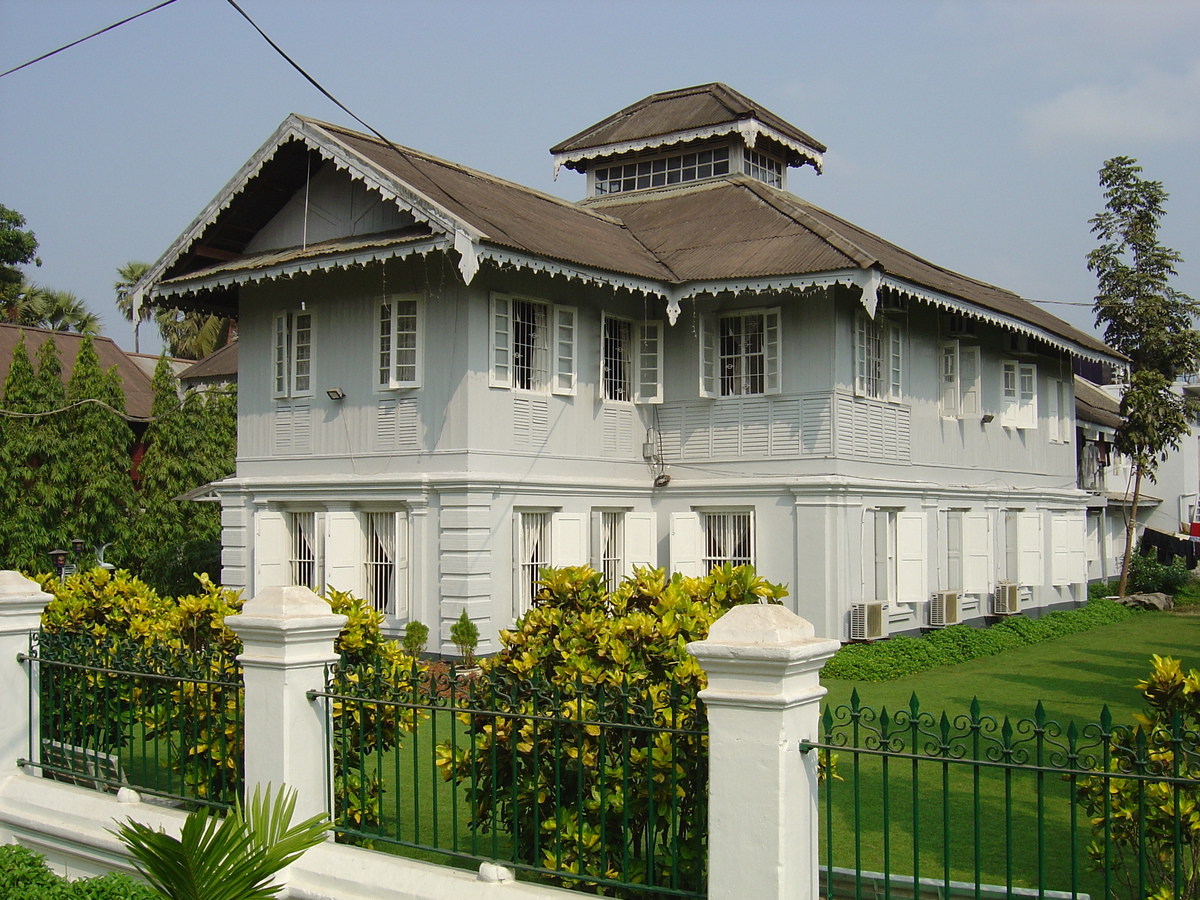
[2,0,1197,356]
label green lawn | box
[817,611,1200,897]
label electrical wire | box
[0,0,181,80]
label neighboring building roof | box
[179,339,238,382]
[550,83,826,173]
[139,91,1122,367]
[126,352,193,380]
[1074,376,1122,430]
[0,324,154,419]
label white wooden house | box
[135,84,1122,652]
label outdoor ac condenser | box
[992,582,1020,616]
[929,591,960,627]
[849,601,885,641]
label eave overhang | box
[552,118,824,180]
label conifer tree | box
[0,337,51,569]
[61,336,137,565]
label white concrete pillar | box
[687,604,841,900]
[225,585,346,825]
[0,572,53,773]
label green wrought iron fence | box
[18,629,244,809]
[310,661,708,899]
[801,690,1199,900]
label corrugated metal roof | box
[0,324,155,419]
[179,339,238,381]
[1075,376,1122,429]
[550,83,826,163]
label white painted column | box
[687,604,841,900]
[0,572,53,774]
[225,585,346,825]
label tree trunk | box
[1118,463,1143,598]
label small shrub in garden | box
[435,563,787,893]
[0,844,158,899]
[1075,655,1199,899]
[402,619,429,656]
[449,609,479,667]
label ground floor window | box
[289,511,323,590]
[364,511,408,618]
[703,511,754,569]
[516,511,551,616]
[600,511,625,589]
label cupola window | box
[593,146,730,195]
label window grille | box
[603,317,632,401]
[594,146,730,195]
[512,299,550,391]
[364,512,396,616]
[702,512,753,569]
[601,511,625,589]
[517,512,550,616]
[290,512,322,590]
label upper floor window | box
[742,147,783,188]
[940,341,980,417]
[491,293,576,395]
[1046,377,1072,444]
[1001,361,1037,429]
[602,315,662,403]
[700,308,781,398]
[274,309,313,399]
[378,296,422,389]
[855,314,903,401]
[594,146,731,196]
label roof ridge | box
[301,116,630,229]
[736,179,878,270]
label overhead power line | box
[0,0,181,80]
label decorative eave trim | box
[151,237,451,300]
[880,276,1119,365]
[672,269,871,324]
[477,246,669,300]
[552,119,824,179]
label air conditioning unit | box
[993,582,1020,616]
[849,602,885,641]
[929,591,960,627]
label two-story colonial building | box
[135,84,1122,653]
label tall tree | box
[155,307,237,360]
[114,260,150,352]
[1088,156,1200,596]
[61,337,137,565]
[0,203,40,319]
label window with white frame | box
[742,147,783,188]
[593,146,731,195]
[702,511,754,569]
[940,341,980,417]
[700,308,780,398]
[289,511,323,590]
[1047,378,1072,443]
[274,310,314,398]
[491,294,576,394]
[873,509,926,606]
[855,314,902,401]
[1002,509,1043,587]
[1001,361,1037,428]
[378,297,422,389]
[363,511,408,618]
[602,315,662,403]
[600,511,625,589]
[515,511,551,617]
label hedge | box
[0,844,157,900]
[821,597,1137,682]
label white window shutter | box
[624,512,658,571]
[960,346,981,417]
[273,314,288,399]
[1017,511,1043,587]
[670,512,702,577]
[888,323,903,400]
[940,342,959,416]
[1052,512,1087,586]
[635,321,662,404]
[1059,380,1073,443]
[896,512,927,604]
[1047,379,1060,441]
[552,305,577,396]
[324,510,362,595]
[1019,364,1038,430]
[764,308,781,395]
[963,512,992,594]
[550,513,587,566]
[490,294,511,388]
[394,512,410,619]
[254,510,289,590]
[1001,361,1019,426]
[854,315,867,396]
[698,316,717,398]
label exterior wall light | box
[981,414,995,424]
[326,388,346,401]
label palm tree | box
[4,282,101,334]
[113,784,327,900]
[114,260,151,352]
[156,307,237,360]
